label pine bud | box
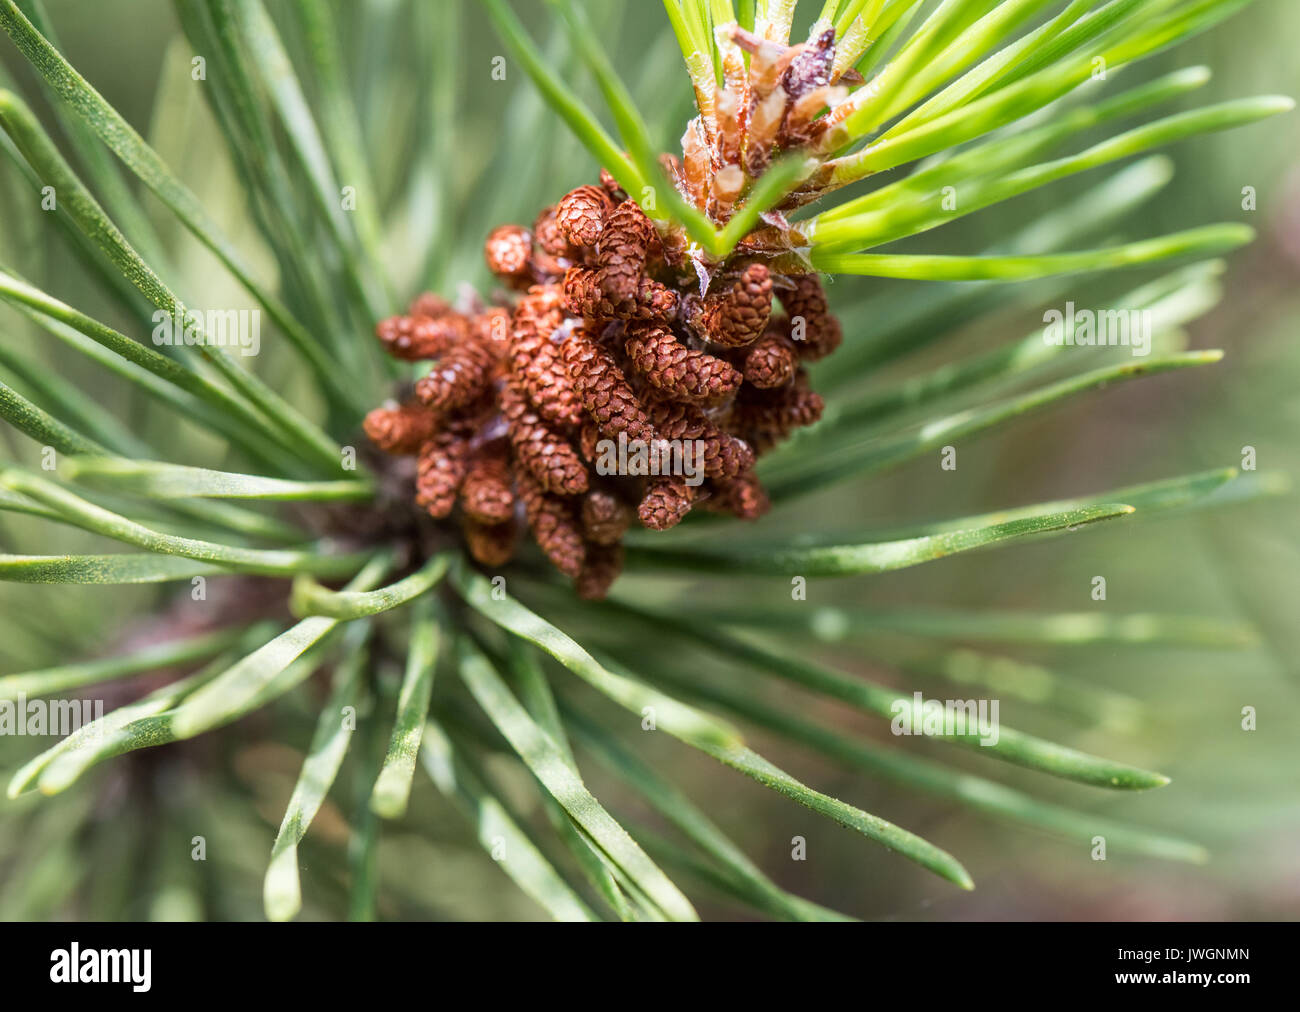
[559,325,658,443]
[500,378,589,495]
[781,27,834,100]
[624,322,742,403]
[363,400,436,455]
[556,184,613,248]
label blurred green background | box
[0,0,1296,920]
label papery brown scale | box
[559,325,658,444]
[556,184,613,249]
[681,117,712,210]
[658,152,684,184]
[363,400,437,455]
[743,85,789,178]
[499,378,589,495]
[714,85,743,168]
[517,469,586,578]
[624,322,742,403]
[710,164,745,220]
[782,84,843,147]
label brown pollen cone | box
[409,292,453,319]
[556,184,614,248]
[730,371,824,453]
[375,313,464,360]
[499,378,589,496]
[560,326,657,443]
[638,476,697,531]
[460,444,515,523]
[415,429,471,519]
[740,325,799,388]
[562,266,679,322]
[484,224,533,288]
[781,274,843,360]
[517,469,586,578]
[575,542,624,600]
[594,199,660,301]
[706,468,771,520]
[462,516,519,568]
[581,486,633,545]
[533,205,576,258]
[510,287,584,427]
[624,322,742,403]
[692,263,772,347]
[366,134,845,598]
[414,337,496,413]
[643,394,754,478]
[364,399,436,455]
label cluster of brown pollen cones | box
[364,172,841,599]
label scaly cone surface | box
[366,20,857,598]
